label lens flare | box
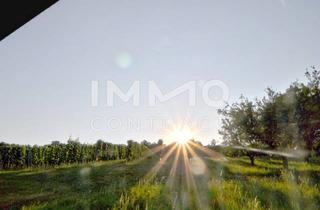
[115,52,132,69]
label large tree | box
[219,97,261,165]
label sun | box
[170,128,193,144]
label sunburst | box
[169,127,194,144]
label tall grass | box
[1,154,320,210]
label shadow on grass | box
[0,155,161,209]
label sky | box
[0,0,320,145]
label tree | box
[210,139,217,147]
[157,139,164,146]
[295,67,320,160]
[218,67,320,169]
[219,97,261,165]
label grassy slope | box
[0,157,160,210]
[1,151,320,210]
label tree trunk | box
[304,154,311,163]
[282,156,288,170]
[249,154,255,166]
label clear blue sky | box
[0,0,319,145]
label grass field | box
[1,145,320,210]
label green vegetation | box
[1,146,319,210]
[218,67,320,167]
[0,139,147,169]
[0,156,159,209]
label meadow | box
[0,145,320,210]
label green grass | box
[1,151,320,210]
[207,157,320,210]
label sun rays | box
[133,118,226,209]
[140,138,226,209]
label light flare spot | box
[115,52,132,69]
[79,167,91,177]
[190,157,206,175]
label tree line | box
[218,67,320,168]
[0,138,147,169]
